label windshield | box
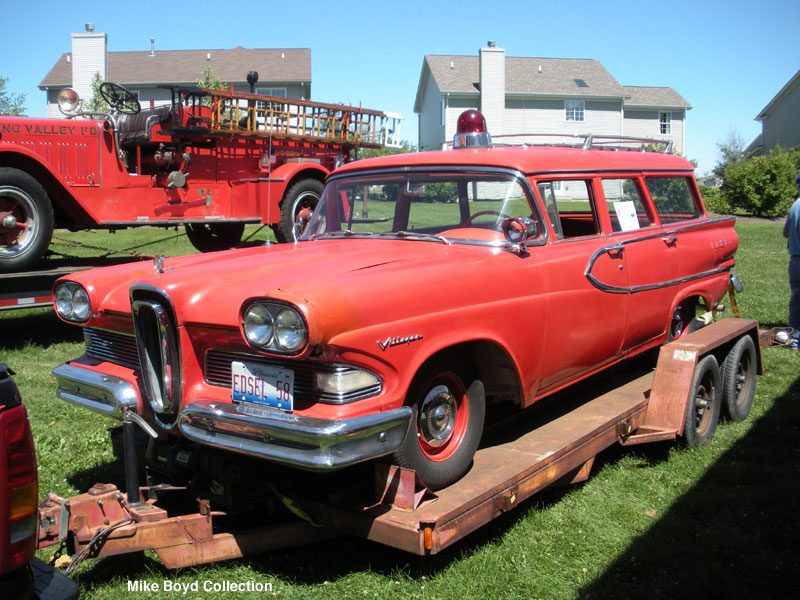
[301,170,541,244]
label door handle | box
[607,244,625,258]
[662,236,678,246]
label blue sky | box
[1,0,798,174]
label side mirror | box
[501,217,538,245]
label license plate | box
[231,361,294,412]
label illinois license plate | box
[231,361,294,412]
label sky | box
[1,0,798,175]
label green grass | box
[1,220,797,599]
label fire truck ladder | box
[194,89,401,150]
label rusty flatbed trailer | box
[37,318,762,569]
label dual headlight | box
[54,282,91,322]
[243,302,308,353]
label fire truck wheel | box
[682,354,721,447]
[184,222,245,253]
[722,335,756,422]
[0,167,54,272]
[277,179,324,243]
[393,358,485,490]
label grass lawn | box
[1,220,798,599]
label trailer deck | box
[37,318,762,569]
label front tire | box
[184,222,245,253]
[682,354,722,447]
[0,167,54,272]
[276,179,323,243]
[393,359,485,490]
[722,335,756,422]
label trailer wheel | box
[276,179,323,243]
[683,354,721,447]
[393,360,485,490]
[0,167,54,272]
[722,335,756,422]
[184,222,245,253]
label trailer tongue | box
[37,319,761,570]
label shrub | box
[699,186,730,215]
[722,146,797,217]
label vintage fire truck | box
[0,79,402,272]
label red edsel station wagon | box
[51,112,738,490]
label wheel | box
[393,359,485,490]
[667,300,703,341]
[276,179,324,243]
[99,82,141,115]
[0,167,54,272]
[722,335,756,422]
[464,210,511,226]
[682,354,722,447]
[184,222,245,253]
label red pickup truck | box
[50,111,738,491]
[0,363,79,599]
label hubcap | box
[419,385,456,448]
[0,186,37,254]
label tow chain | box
[48,231,188,261]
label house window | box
[565,101,585,122]
[255,87,287,110]
[441,98,446,127]
[659,112,672,135]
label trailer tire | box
[722,335,756,422]
[393,359,485,490]
[276,179,323,243]
[0,167,54,272]
[184,222,245,253]
[682,354,721,447]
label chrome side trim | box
[52,363,138,420]
[179,400,412,471]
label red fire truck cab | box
[0,81,402,271]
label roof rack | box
[446,132,674,153]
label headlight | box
[243,302,307,353]
[54,282,91,323]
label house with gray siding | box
[415,43,690,154]
[38,25,311,118]
[746,69,800,156]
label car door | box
[533,178,628,393]
[598,176,682,350]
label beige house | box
[38,25,311,118]
[415,42,690,153]
[746,69,800,156]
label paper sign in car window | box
[614,201,640,231]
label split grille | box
[84,328,138,369]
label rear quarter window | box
[645,177,701,223]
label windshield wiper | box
[374,231,450,245]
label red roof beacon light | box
[453,110,492,149]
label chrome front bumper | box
[52,363,138,420]
[179,399,412,471]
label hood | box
[72,240,522,334]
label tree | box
[82,72,109,113]
[197,66,226,92]
[0,75,26,115]
[713,130,745,179]
[355,139,416,160]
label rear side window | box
[602,178,653,232]
[645,177,701,223]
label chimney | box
[150,38,155,57]
[71,25,107,101]
[479,41,505,136]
